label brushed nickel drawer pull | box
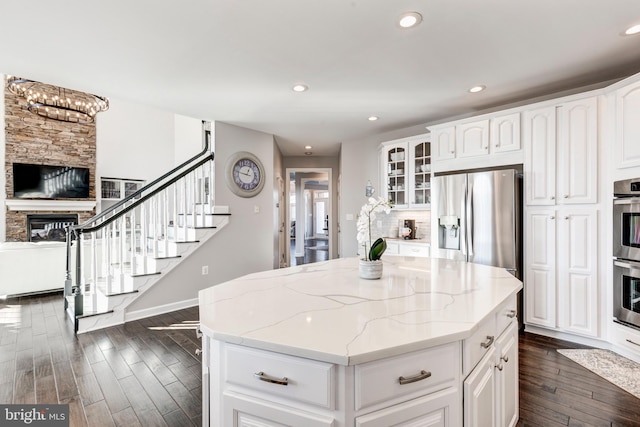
[398,370,432,385]
[506,310,517,318]
[501,355,509,363]
[254,371,289,386]
[480,335,495,349]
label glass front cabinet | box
[380,133,431,209]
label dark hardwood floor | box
[1,292,639,426]
[290,237,329,266]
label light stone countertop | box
[198,256,522,366]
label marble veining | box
[199,256,522,365]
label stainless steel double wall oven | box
[613,178,640,329]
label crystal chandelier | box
[6,76,109,124]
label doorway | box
[286,168,332,266]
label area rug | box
[557,349,640,399]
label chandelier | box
[6,76,109,124]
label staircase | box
[64,131,229,333]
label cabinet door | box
[524,106,556,205]
[463,347,496,427]
[557,208,598,337]
[496,322,518,427]
[432,126,456,161]
[616,80,640,168]
[409,139,431,207]
[456,120,489,158]
[525,209,557,328]
[490,113,521,154]
[223,393,334,427]
[557,97,598,204]
[356,387,460,427]
[382,143,408,208]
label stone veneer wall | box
[4,82,97,241]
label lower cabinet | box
[464,313,518,427]
[355,387,459,427]
[224,392,335,427]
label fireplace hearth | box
[27,214,78,242]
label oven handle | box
[614,259,640,272]
[613,197,640,205]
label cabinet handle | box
[550,216,555,220]
[565,216,569,220]
[254,371,289,386]
[496,363,504,371]
[564,195,569,199]
[480,335,495,349]
[550,196,555,200]
[501,355,509,363]
[398,370,432,385]
[506,310,517,318]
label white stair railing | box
[64,140,215,330]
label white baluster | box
[130,207,138,275]
[140,202,148,274]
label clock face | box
[233,159,261,190]
[225,152,265,197]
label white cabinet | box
[524,97,598,206]
[524,207,599,337]
[463,307,518,427]
[464,347,496,427]
[615,79,640,168]
[491,112,521,154]
[432,126,456,161]
[456,120,489,158]
[384,241,430,258]
[224,393,334,427]
[380,134,431,209]
[356,388,459,427]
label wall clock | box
[225,151,266,198]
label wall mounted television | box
[13,163,90,199]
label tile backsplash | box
[372,209,431,242]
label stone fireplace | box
[4,78,97,242]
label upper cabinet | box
[430,112,522,172]
[615,79,640,169]
[524,96,598,206]
[380,134,431,209]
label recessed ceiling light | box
[468,85,486,93]
[292,84,308,92]
[305,145,312,150]
[398,12,422,29]
[304,151,313,156]
[624,24,640,35]
[368,116,379,121]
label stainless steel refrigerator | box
[432,168,522,279]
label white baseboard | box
[523,324,610,349]
[125,297,199,323]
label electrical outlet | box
[202,265,209,275]
[254,205,260,213]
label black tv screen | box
[13,163,90,199]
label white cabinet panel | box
[463,347,496,427]
[557,97,598,204]
[491,113,521,153]
[524,106,557,205]
[456,120,489,158]
[432,126,456,161]
[496,322,518,427]
[224,393,334,427]
[525,209,556,328]
[616,80,640,168]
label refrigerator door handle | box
[466,180,474,257]
[461,183,467,257]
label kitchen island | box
[199,256,522,427]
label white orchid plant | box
[357,197,393,261]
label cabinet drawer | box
[495,295,517,337]
[385,241,400,255]
[399,243,430,257]
[463,315,497,377]
[355,342,459,411]
[224,344,335,409]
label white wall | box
[174,114,204,164]
[96,97,176,182]
[126,121,276,312]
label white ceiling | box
[1,0,640,156]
